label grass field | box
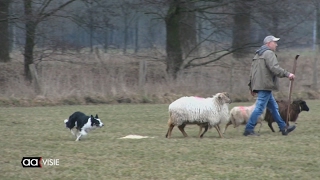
[1,100,320,180]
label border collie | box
[64,111,104,141]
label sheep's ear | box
[90,115,94,119]
[95,114,98,118]
[299,101,306,106]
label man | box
[244,35,296,136]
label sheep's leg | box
[268,122,275,132]
[200,124,209,138]
[223,121,232,134]
[178,124,188,137]
[165,128,170,138]
[257,122,263,133]
[214,125,223,138]
[166,124,175,138]
[165,130,168,138]
[198,125,203,138]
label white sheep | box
[165,92,232,138]
[223,102,266,134]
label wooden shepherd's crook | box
[286,55,300,127]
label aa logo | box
[21,157,42,168]
[21,157,59,168]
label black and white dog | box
[64,111,104,141]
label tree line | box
[0,0,319,82]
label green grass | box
[1,101,320,180]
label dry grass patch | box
[1,49,320,106]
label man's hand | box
[250,90,256,96]
[288,73,295,80]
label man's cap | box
[263,35,280,44]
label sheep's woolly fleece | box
[168,95,230,126]
[119,135,154,139]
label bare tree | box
[123,0,315,79]
[232,0,253,58]
[23,0,77,82]
[0,0,313,84]
[134,16,140,53]
[121,2,130,54]
[0,0,10,62]
[165,0,183,79]
[117,0,139,54]
[313,0,320,90]
[179,1,198,59]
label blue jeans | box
[245,90,286,131]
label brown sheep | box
[264,99,309,132]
